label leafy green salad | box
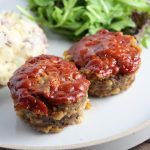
[20,0,150,46]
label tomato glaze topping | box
[68,29,141,78]
[8,55,90,115]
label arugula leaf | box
[34,0,51,6]
[109,17,136,31]
[141,35,149,48]
[116,0,150,11]
[20,0,150,45]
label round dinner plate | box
[0,0,150,149]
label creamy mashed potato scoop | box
[0,11,47,85]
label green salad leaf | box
[20,0,150,46]
[34,0,52,6]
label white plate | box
[0,1,150,150]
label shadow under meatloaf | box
[64,29,141,97]
[8,55,90,133]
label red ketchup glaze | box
[68,29,141,78]
[8,55,90,116]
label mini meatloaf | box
[8,55,90,133]
[64,29,141,97]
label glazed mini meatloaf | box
[64,29,141,97]
[8,55,90,133]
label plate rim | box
[0,0,149,149]
[0,120,149,150]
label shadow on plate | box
[0,86,11,106]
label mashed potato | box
[0,11,47,85]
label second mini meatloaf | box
[65,29,141,97]
[8,55,90,133]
